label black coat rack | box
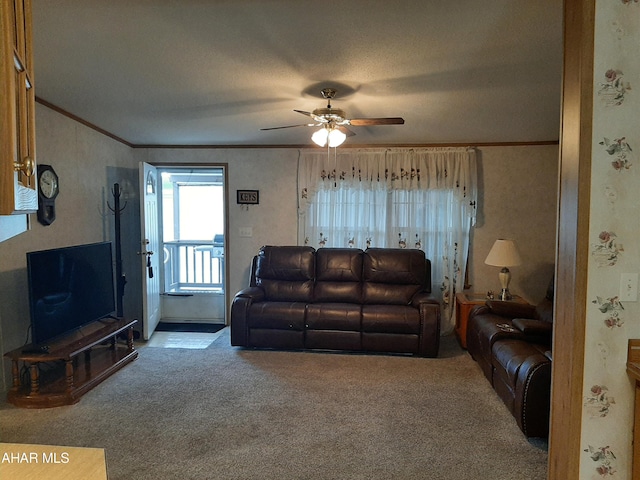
[108,183,127,317]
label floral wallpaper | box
[582,1,640,478]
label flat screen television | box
[26,241,116,347]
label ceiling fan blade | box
[260,123,316,131]
[348,117,405,126]
[295,109,330,124]
[337,126,356,137]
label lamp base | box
[497,267,512,301]
[498,288,512,301]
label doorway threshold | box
[145,330,226,349]
[156,322,225,333]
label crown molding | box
[36,98,559,150]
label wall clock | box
[36,164,59,225]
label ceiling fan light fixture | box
[311,127,329,147]
[263,88,404,145]
[328,128,346,147]
[311,126,346,148]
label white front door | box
[139,162,161,340]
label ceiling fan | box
[261,88,404,147]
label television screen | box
[26,242,116,346]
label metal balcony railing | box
[163,241,224,293]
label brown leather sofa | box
[231,246,441,357]
[466,279,554,438]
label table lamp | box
[484,239,522,301]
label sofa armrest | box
[514,352,552,437]
[418,299,441,357]
[469,304,490,318]
[511,318,553,338]
[230,287,265,346]
[485,301,537,319]
[411,291,439,308]
[234,286,265,302]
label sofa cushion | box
[362,332,420,354]
[534,298,554,324]
[306,303,361,331]
[258,280,314,302]
[255,246,315,302]
[534,277,554,323]
[362,305,420,334]
[362,248,427,304]
[314,248,363,303]
[363,248,427,285]
[256,246,316,280]
[493,340,535,387]
[316,248,363,281]
[512,318,553,337]
[248,302,306,330]
[466,313,527,382]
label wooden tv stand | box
[4,318,138,408]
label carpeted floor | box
[0,329,548,480]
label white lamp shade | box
[484,239,522,267]
[311,128,329,147]
[328,128,346,147]
[311,126,346,148]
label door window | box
[159,168,225,293]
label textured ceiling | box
[31,0,563,147]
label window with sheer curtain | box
[297,147,477,333]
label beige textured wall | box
[469,145,558,303]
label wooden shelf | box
[4,318,138,408]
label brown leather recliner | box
[466,279,554,438]
[231,246,441,357]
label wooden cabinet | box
[0,0,37,215]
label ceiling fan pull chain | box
[333,145,338,188]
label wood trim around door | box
[547,1,595,479]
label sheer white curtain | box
[297,147,477,333]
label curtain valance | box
[298,147,478,225]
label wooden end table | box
[454,292,527,349]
